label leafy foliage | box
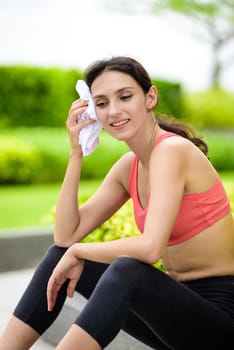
[153,0,234,86]
[0,129,129,184]
[1,123,234,184]
[0,65,182,128]
[183,87,234,128]
[153,79,183,118]
[103,0,234,87]
[0,66,82,127]
[205,130,234,171]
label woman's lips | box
[111,119,130,127]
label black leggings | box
[14,245,234,350]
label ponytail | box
[156,115,208,156]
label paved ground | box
[0,269,53,349]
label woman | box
[1,56,234,350]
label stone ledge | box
[0,228,53,272]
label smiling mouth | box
[111,119,130,127]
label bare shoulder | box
[151,135,205,165]
[150,135,191,167]
[114,151,135,167]
[150,134,216,194]
[155,135,195,152]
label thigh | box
[75,259,109,298]
[183,275,234,322]
[129,262,234,350]
[75,257,234,349]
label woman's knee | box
[111,256,142,272]
[45,244,68,262]
[37,244,68,274]
[99,257,142,288]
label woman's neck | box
[127,121,162,168]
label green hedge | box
[0,66,82,127]
[0,66,182,128]
[0,128,129,184]
[205,130,234,171]
[0,128,234,184]
[183,88,234,128]
[0,128,69,184]
[152,79,182,118]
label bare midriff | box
[162,213,234,282]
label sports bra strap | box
[153,132,178,149]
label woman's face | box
[91,70,156,142]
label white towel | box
[75,80,102,156]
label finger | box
[68,118,96,139]
[47,278,55,311]
[47,277,62,311]
[70,100,88,116]
[71,98,81,105]
[67,100,89,126]
[69,119,97,138]
[67,278,78,298]
[66,106,88,127]
[78,118,97,128]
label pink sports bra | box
[128,132,231,246]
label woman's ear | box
[146,85,158,110]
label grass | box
[0,180,101,230]
[0,183,61,229]
[0,173,233,231]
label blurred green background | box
[0,0,233,235]
[0,65,233,231]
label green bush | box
[0,65,182,128]
[153,79,182,118]
[0,66,82,127]
[1,127,234,184]
[0,128,69,184]
[0,137,41,184]
[183,88,234,128]
[0,128,129,184]
[204,130,234,171]
[81,131,129,179]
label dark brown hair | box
[84,56,208,155]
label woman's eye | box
[96,101,107,108]
[121,95,132,100]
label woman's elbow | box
[53,236,72,248]
[142,240,165,265]
[53,230,78,248]
[144,253,161,265]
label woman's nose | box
[109,100,121,116]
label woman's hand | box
[66,99,96,152]
[47,245,84,311]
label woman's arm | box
[69,138,187,264]
[54,99,94,245]
[54,99,132,247]
[47,139,187,310]
[56,138,187,261]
